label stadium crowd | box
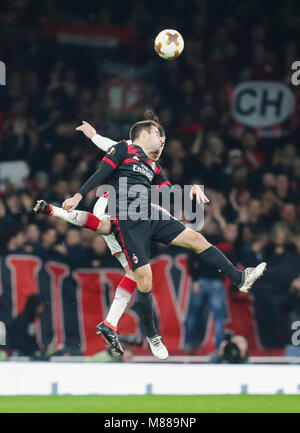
[0,0,300,358]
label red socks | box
[83,212,101,231]
[118,276,137,295]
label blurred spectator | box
[270,223,293,254]
[251,43,280,81]
[66,229,81,247]
[209,334,249,364]
[206,135,225,166]
[33,172,50,199]
[64,228,85,266]
[49,153,69,182]
[279,203,300,233]
[162,139,187,184]
[185,269,226,352]
[281,274,300,359]
[274,174,297,204]
[50,180,70,204]
[25,223,40,247]
[223,149,243,177]
[53,218,69,243]
[272,143,298,175]
[41,228,57,250]
[80,228,96,249]
[240,129,265,172]
[5,193,22,222]
[185,211,228,351]
[5,226,26,253]
[262,172,276,191]
[240,228,269,267]
[260,190,280,227]
[6,294,47,359]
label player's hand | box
[189,184,210,204]
[62,193,82,212]
[76,121,96,139]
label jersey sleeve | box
[79,141,127,197]
[101,140,128,170]
[91,134,117,152]
[153,164,171,190]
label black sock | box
[136,290,157,338]
[199,246,243,286]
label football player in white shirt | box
[34,111,165,357]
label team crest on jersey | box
[151,162,156,170]
[107,146,116,155]
[132,254,139,264]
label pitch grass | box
[0,395,299,413]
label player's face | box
[146,126,165,161]
[157,135,166,160]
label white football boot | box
[238,262,267,293]
[147,336,169,360]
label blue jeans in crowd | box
[185,278,226,352]
[285,344,300,359]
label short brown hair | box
[130,120,162,142]
[143,107,160,123]
[143,108,165,137]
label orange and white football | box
[154,29,184,60]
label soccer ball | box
[154,29,184,60]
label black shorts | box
[112,205,186,270]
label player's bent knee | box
[136,275,152,292]
[125,269,135,281]
[191,232,211,254]
[138,284,152,293]
[96,219,111,235]
[171,228,211,253]
[133,266,152,292]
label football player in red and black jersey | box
[63,120,267,360]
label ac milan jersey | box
[79,140,170,217]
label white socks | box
[105,288,132,328]
[51,206,88,227]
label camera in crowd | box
[222,333,248,364]
[209,332,249,364]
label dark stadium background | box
[0,0,300,361]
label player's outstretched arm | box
[62,163,113,212]
[76,121,117,152]
[63,140,128,212]
[76,121,96,139]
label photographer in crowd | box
[281,270,300,358]
[209,333,249,364]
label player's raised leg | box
[170,228,266,293]
[92,200,137,353]
[33,199,111,234]
[33,200,137,354]
[133,264,168,360]
[97,264,137,355]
